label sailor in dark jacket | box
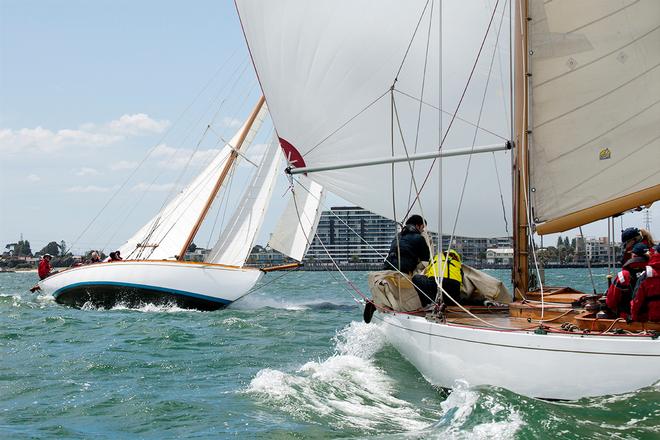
[383,215,431,275]
[365,215,432,323]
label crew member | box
[38,254,53,280]
[630,246,660,322]
[365,215,431,322]
[620,227,655,266]
[89,251,101,264]
[382,215,431,274]
[412,249,463,306]
[606,243,649,318]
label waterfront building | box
[486,248,514,265]
[303,206,513,267]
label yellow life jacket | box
[425,251,462,284]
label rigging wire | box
[136,81,261,258]
[69,49,244,254]
[132,71,256,258]
[101,57,253,256]
[402,0,503,222]
[406,0,435,210]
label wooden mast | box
[176,95,266,261]
[512,0,530,298]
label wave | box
[80,300,199,313]
[245,321,434,433]
[232,295,356,312]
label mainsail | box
[206,138,283,266]
[528,0,660,234]
[236,0,512,236]
[268,176,325,262]
[118,104,268,260]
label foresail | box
[269,176,325,262]
[206,138,283,266]
[118,105,268,260]
[528,0,660,234]
[236,0,512,236]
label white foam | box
[246,321,432,432]
[428,382,524,439]
[80,300,197,313]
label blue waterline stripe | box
[52,281,231,304]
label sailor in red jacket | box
[606,243,649,318]
[38,254,53,280]
[631,247,660,322]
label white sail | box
[235,0,512,236]
[269,176,325,262]
[528,0,660,233]
[206,138,283,266]
[118,105,268,260]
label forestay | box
[528,0,660,233]
[236,0,512,236]
[268,176,325,262]
[118,105,268,260]
[206,138,283,266]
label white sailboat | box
[38,96,323,310]
[236,0,660,399]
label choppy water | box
[1,269,658,439]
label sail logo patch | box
[599,148,611,160]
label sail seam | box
[548,98,660,162]
[534,61,660,128]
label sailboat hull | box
[38,260,263,311]
[379,313,660,400]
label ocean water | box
[1,269,658,439]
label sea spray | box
[246,321,434,433]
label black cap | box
[621,227,640,242]
[631,243,648,256]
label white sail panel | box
[236,0,513,236]
[119,105,268,260]
[528,0,660,227]
[206,138,283,266]
[269,176,325,262]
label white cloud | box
[109,160,137,171]
[153,143,221,170]
[107,113,169,135]
[67,185,118,193]
[0,113,169,154]
[221,116,242,128]
[75,167,101,176]
[26,173,41,182]
[0,126,122,154]
[131,182,176,192]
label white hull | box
[379,312,660,400]
[38,260,263,310]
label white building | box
[486,248,513,265]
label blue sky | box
[0,0,281,254]
[1,0,658,255]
